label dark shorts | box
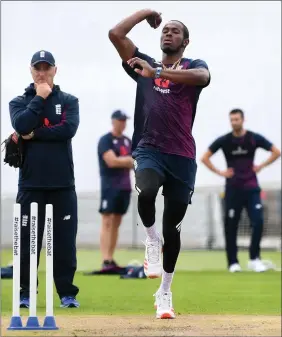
[99,189,131,215]
[132,147,197,204]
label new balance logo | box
[22,215,28,227]
[176,221,182,232]
[63,215,71,220]
[228,209,235,218]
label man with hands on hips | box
[201,108,281,273]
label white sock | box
[144,223,158,241]
[159,270,174,293]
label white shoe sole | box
[156,311,175,319]
[229,269,242,273]
[248,268,267,272]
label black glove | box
[1,132,24,168]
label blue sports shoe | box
[60,296,80,308]
[20,297,30,308]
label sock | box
[159,270,174,292]
[144,223,158,241]
[103,260,114,266]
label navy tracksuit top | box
[9,83,80,190]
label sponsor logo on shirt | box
[231,146,248,155]
[153,77,171,94]
[152,63,183,94]
[153,86,170,94]
[154,78,170,88]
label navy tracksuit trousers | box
[223,188,264,267]
[16,188,79,299]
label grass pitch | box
[1,249,281,336]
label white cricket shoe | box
[247,259,272,272]
[229,263,242,273]
[154,290,175,319]
[143,236,162,279]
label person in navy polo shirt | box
[8,50,80,308]
[109,9,210,318]
[93,110,133,274]
[202,108,280,273]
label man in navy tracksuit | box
[202,109,281,272]
[9,50,80,308]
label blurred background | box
[1,1,281,253]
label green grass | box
[1,249,281,316]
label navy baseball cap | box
[120,266,147,279]
[31,50,56,67]
[111,110,129,121]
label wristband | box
[154,67,162,79]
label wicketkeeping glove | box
[1,132,24,168]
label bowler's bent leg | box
[135,168,164,278]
